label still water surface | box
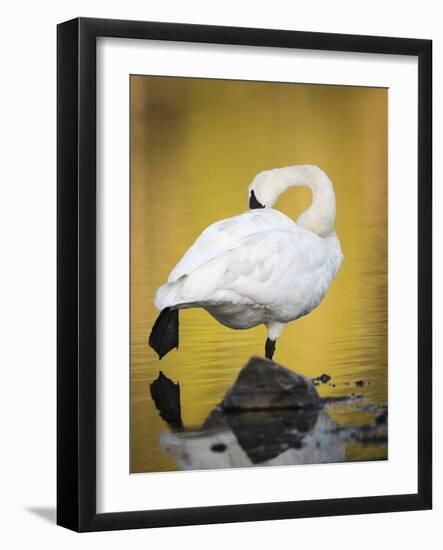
[130,76,387,473]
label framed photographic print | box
[57,17,432,531]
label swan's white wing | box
[167,209,295,282]
[156,227,336,315]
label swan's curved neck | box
[259,165,336,237]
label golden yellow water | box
[130,75,388,473]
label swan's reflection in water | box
[151,372,348,470]
[160,408,346,470]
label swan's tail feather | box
[149,308,179,360]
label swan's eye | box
[249,190,265,209]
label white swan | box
[149,165,343,360]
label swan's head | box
[247,165,337,236]
[247,170,283,209]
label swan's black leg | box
[149,308,179,359]
[265,338,276,360]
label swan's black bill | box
[149,307,179,359]
[249,190,265,209]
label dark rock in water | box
[312,373,331,384]
[222,356,319,411]
[375,410,388,425]
[150,371,183,430]
[211,442,227,453]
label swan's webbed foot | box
[149,307,179,359]
[265,338,276,360]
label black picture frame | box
[57,17,432,532]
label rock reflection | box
[160,409,345,470]
[150,370,346,470]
